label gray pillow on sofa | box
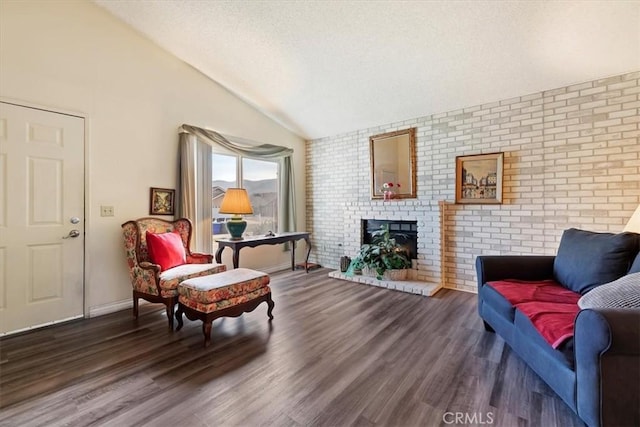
[578,272,640,309]
[629,251,640,274]
[553,228,639,294]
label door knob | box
[63,229,81,239]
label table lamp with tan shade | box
[623,205,640,233]
[219,188,253,240]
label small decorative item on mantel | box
[381,182,401,201]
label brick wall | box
[306,72,640,292]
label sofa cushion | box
[578,272,640,309]
[488,279,581,349]
[553,228,639,294]
[487,279,577,304]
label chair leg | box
[165,300,175,330]
[133,292,139,319]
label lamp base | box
[225,218,247,240]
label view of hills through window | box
[212,155,278,237]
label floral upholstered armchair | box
[121,217,226,329]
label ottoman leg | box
[175,304,184,331]
[203,321,212,347]
[266,293,275,320]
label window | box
[212,152,278,237]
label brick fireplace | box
[340,200,444,285]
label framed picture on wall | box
[149,187,175,215]
[455,152,504,204]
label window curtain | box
[278,155,296,233]
[177,132,212,252]
[178,124,296,248]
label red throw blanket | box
[488,280,581,349]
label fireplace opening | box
[362,219,418,260]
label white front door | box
[0,102,85,334]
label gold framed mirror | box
[370,127,417,199]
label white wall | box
[0,0,306,314]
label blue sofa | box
[476,229,640,427]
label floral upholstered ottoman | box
[175,268,273,346]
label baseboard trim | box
[443,285,478,294]
[88,299,132,317]
[260,262,295,274]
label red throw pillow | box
[146,231,186,271]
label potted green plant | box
[350,225,411,280]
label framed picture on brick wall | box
[455,152,504,204]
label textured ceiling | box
[94,1,640,140]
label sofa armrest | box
[475,255,556,289]
[575,308,640,427]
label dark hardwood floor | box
[0,268,583,427]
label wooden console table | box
[214,232,312,272]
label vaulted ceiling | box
[94,1,640,140]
